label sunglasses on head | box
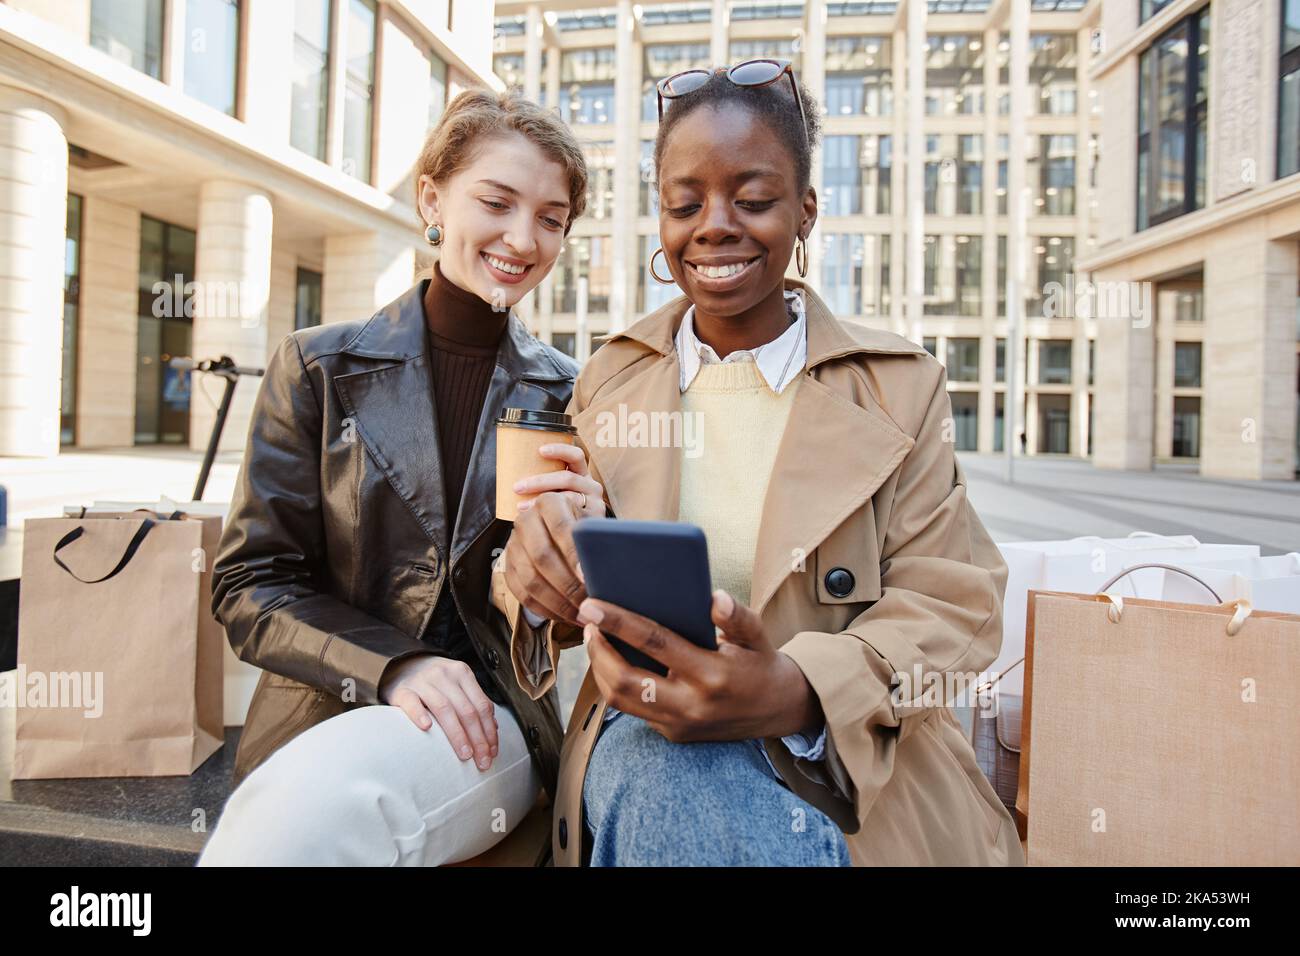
[655,58,809,147]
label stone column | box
[189,180,274,454]
[608,0,636,334]
[77,197,141,448]
[1202,229,1299,479]
[1092,266,1155,470]
[322,230,416,328]
[0,88,68,457]
[802,0,826,287]
[524,4,543,103]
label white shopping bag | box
[993,534,1260,694]
[1158,553,1300,613]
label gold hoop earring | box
[649,248,675,285]
[795,235,808,278]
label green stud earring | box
[425,223,442,246]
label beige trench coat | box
[492,279,1025,866]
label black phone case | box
[571,519,716,677]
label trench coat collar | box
[610,278,928,369]
[575,280,922,615]
[333,281,574,566]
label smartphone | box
[570,519,716,677]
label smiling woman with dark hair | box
[495,64,1025,868]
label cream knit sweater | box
[678,357,801,607]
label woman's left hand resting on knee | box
[577,591,824,744]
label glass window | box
[994,391,1005,451]
[554,236,611,313]
[730,38,799,71]
[1141,0,1176,22]
[923,336,937,356]
[584,142,615,221]
[295,268,323,330]
[925,134,982,215]
[946,338,980,382]
[62,194,84,446]
[996,337,1006,382]
[925,35,984,115]
[996,33,1078,116]
[824,36,893,117]
[1029,34,1077,115]
[641,4,714,26]
[639,236,681,313]
[551,333,577,358]
[341,0,376,181]
[924,235,982,316]
[1037,339,1072,384]
[1028,135,1076,216]
[949,391,978,451]
[1027,236,1074,317]
[1172,396,1201,457]
[495,54,526,93]
[291,0,331,161]
[429,51,448,127]
[820,234,865,316]
[642,43,711,121]
[562,49,617,125]
[824,136,891,216]
[184,0,240,115]
[91,0,164,79]
[996,234,1007,315]
[136,217,197,445]
[1281,0,1300,178]
[1137,10,1209,229]
[1174,341,1202,387]
[1037,393,1071,453]
[730,2,805,19]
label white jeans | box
[197,703,542,866]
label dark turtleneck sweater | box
[420,261,509,704]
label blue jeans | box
[582,712,852,866]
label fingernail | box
[578,600,603,624]
[513,479,528,492]
[460,746,472,759]
[714,589,735,617]
[478,757,491,770]
[583,623,594,646]
[491,745,499,756]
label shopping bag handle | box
[50,510,183,584]
[1097,562,1222,602]
[1096,562,1253,636]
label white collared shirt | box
[675,289,808,394]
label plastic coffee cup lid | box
[496,408,576,433]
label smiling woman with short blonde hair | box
[199,90,608,867]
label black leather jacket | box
[213,280,578,793]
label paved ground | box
[2,447,1296,552]
[961,454,1298,555]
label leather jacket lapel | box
[331,284,446,549]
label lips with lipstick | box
[685,254,763,289]
[481,252,534,284]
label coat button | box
[486,647,502,670]
[528,724,541,746]
[558,817,568,850]
[825,567,855,598]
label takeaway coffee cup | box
[495,408,577,521]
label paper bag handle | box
[1096,563,1254,636]
[53,519,156,584]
